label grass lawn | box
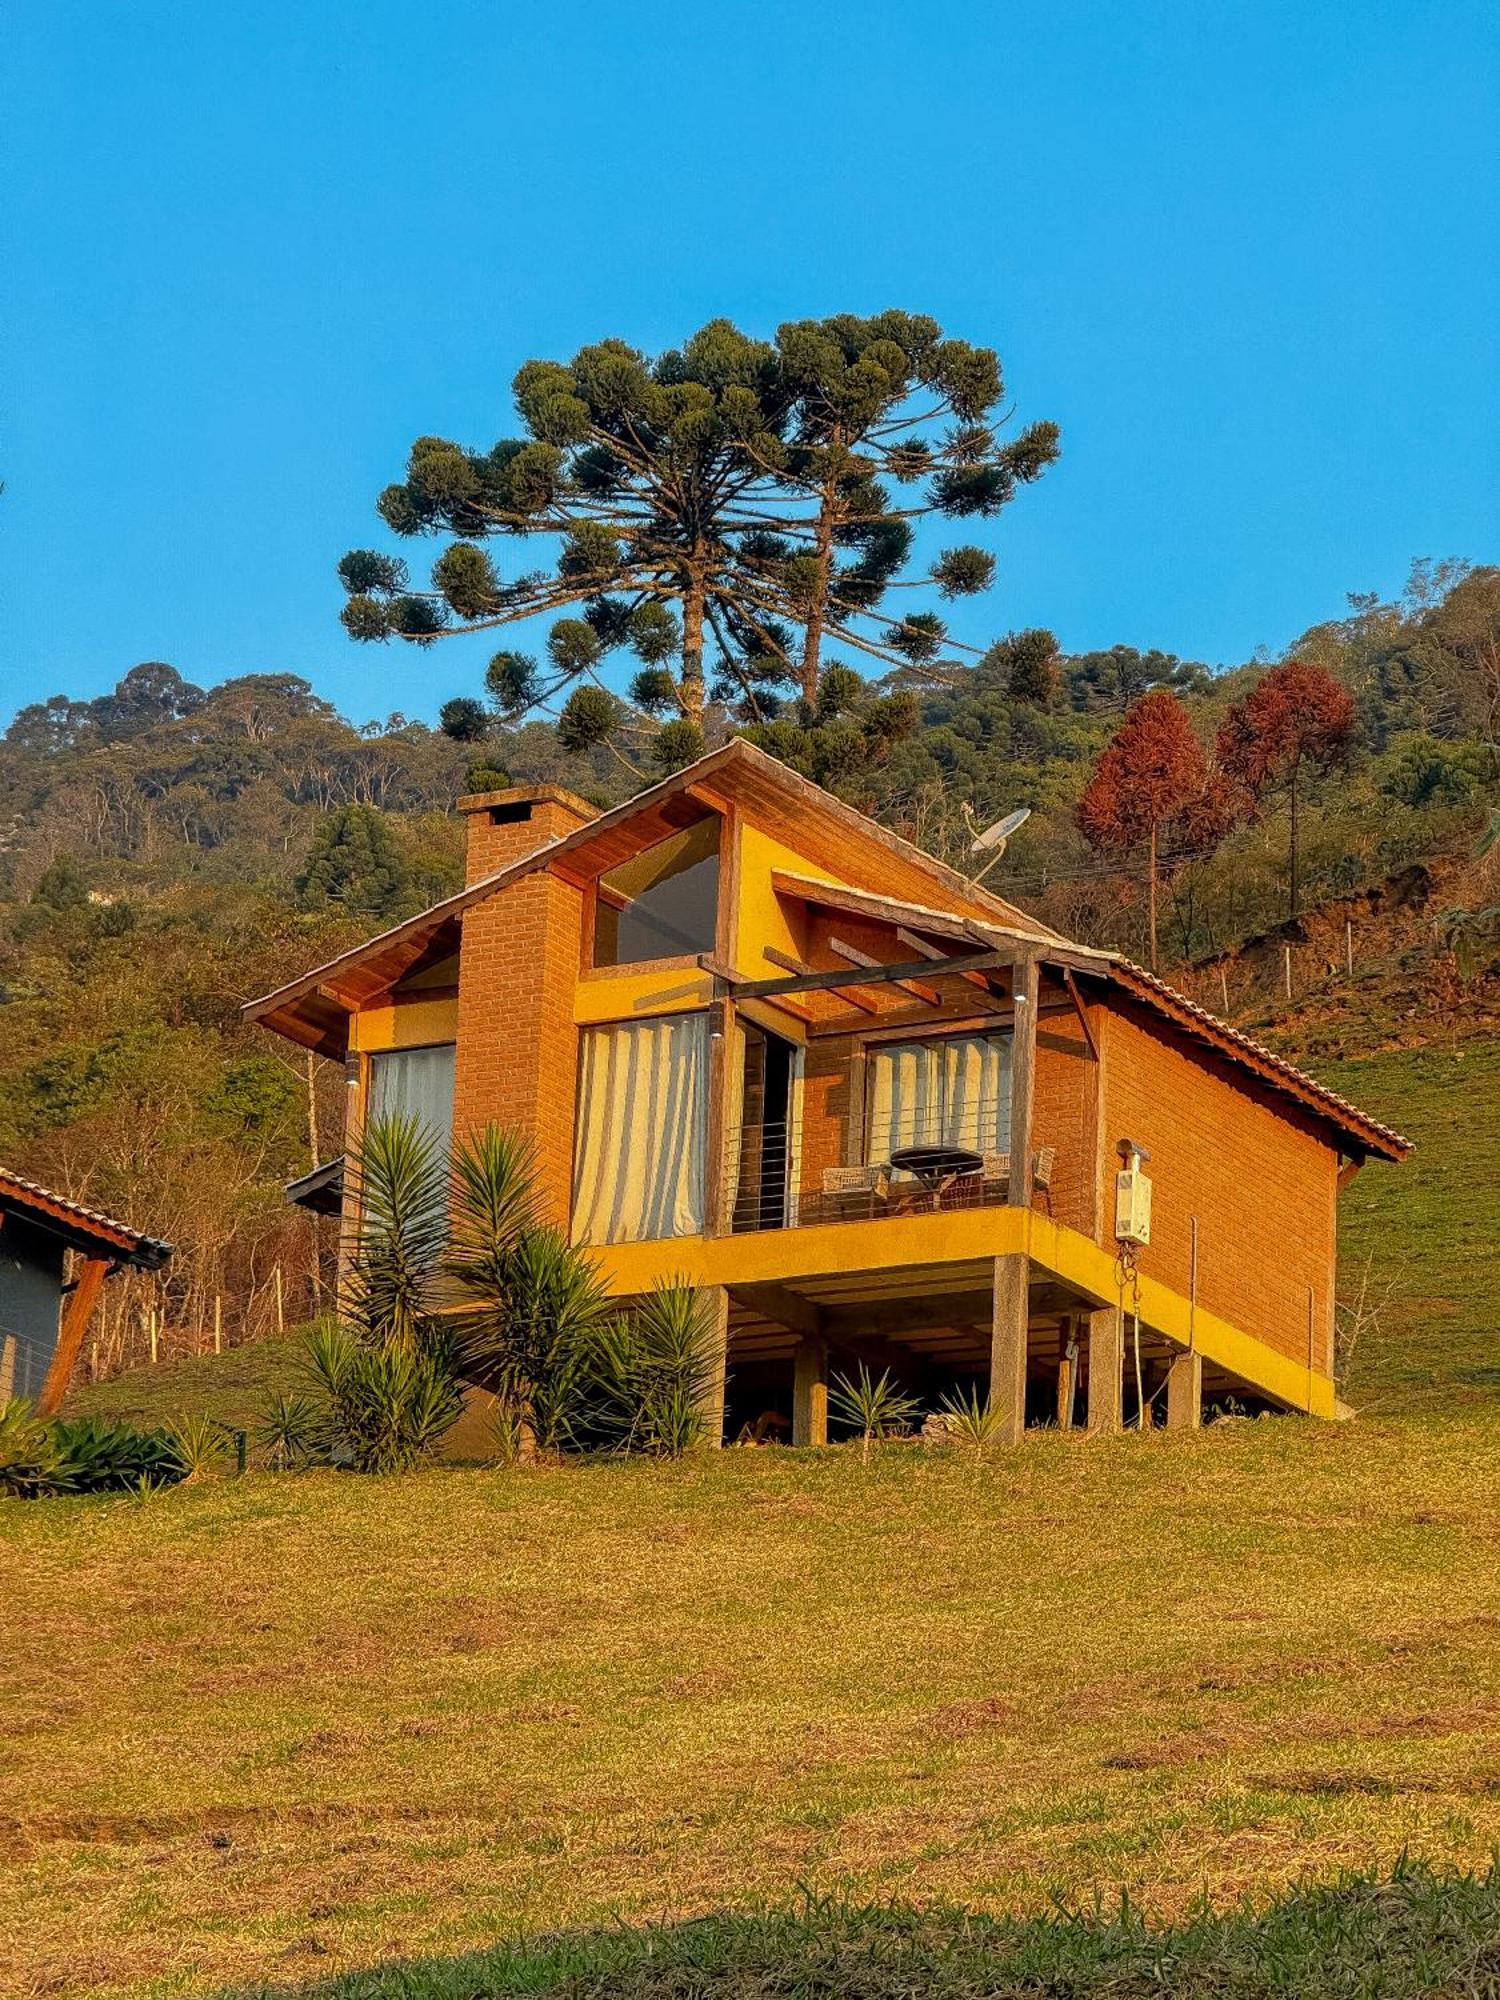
[3,1039,1497,2000]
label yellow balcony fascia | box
[586,1206,1334,1417]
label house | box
[245,739,1408,1442]
[0,1170,172,1414]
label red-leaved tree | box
[1077,690,1226,969]
[1215,659,1356,920]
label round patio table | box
[888,1143,986,1209]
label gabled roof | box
[244,738,1409,1162]
[243,738,1059,1052]
[0,1169,173,1269]
[768,874,1410,1161]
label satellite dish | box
[963,804,1032,885]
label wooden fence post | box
[274,1264,285,1335]
[213,1293,222,1355]
[1283,945,1293,1001]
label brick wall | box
[1098,998,1338,1371]
[452,790,595,1228]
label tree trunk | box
[1288,766,1300,920]
[680,568,707,725]
[800,495,837,709]
[1147,820,1159,971]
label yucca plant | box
[163,1413,229,1484]
[340,1113,449,1352]
[584,1282,718,1457]
[829,1364,921,1465]
[0,1398,70,1498]
[936,1383,1008,1466]
[303,1319,461,1474]
[254,1390,327,1470]
[449,1128,610,1455]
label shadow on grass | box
[234,1861,1500,1998]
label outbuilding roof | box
[0,1169,173,1269]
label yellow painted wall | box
[574,966,713,1026]
[734,820,846,972]
[349,996,459,1053]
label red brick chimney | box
[451,783,600,1229]
[457,784,598,886]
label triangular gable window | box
[591,817,720,968]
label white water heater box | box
[1114,1167,1153,1246]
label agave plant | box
[0,1398,70,1498]
[163,1413,230,1484]
[51,1415,183,1492]
[829,1364,921,1465]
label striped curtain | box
[866,1033,1011,1168]
[572,1014,709,1244]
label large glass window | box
[865,1032,1011,1167]
[592,818,720,968]
[572,1014,708,1243]
[368,1042,457,1160]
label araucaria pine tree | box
[335,314,1058,774]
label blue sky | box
[5,1,1497,726]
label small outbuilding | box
[0,1170,172,1414]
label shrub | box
[583,1282,720,1457]
[829,1364,921,1464]
[1,1401,186,1498]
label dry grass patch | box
[5,1410,1500,1998]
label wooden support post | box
[698,1285,729,1448]
[336,1054,364,1292]
[37,1255,110,1417]
[792,1335,829,1447]
[1056,1317,1079,1431]
[1085,1306,1123,1434]
[989,1252,1029,1445]
[1165,1348,1202,1429]
[1007,955,1039,1207]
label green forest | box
[1,557,1496,1383]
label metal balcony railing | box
[726,1097,1051,1235]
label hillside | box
[2,559,1495,1392]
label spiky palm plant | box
[163,1413,229,1484]
[936,1383,1008,1466]
[447,1126,612,1453]
[340,1112,449,1353]
[303,1319,461,1474]
[585,1281,718,1457]
[829,1364,921,1464]
[254,1391,326,1470]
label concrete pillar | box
[990,1252,1030,1445]
[1165,1348,1203,1430]
[1085,1306,1123,1433]
[792,1335,828,1447]
[698,1285,730,1448]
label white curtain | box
[368,1043,456,1158]
[866,1033,1011,1167]
[572,1014,708,1244]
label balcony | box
[726,1096,1055,1235]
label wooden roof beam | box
[763,947,880,1015]
[723,947,1021,1004]
[828,936,940,1007]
